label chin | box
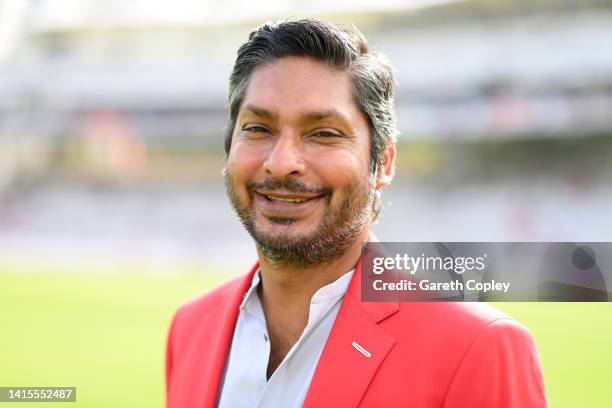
[257,221,313,239]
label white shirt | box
[217,268,354,408]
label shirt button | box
[263,334,268,342]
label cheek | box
[311,149,369,189]
[309,153,371,210]
[227,144,264,184]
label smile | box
[253,191,326,217]
[265,195,309,203]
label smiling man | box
[165,19,546,408]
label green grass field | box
[1,265,611,407]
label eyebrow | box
[301,110,340,122]
[242,104,349,126]
[299,109,352,131]
[243,104,277,120]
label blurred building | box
[1,0,611,270]
[2,1,612,163]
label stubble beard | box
[224,168,375,269]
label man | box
[165,19,546,407]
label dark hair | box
[225,18,398,174]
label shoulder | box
[379,301,534,361]
[372,302,545,405]
[390,301,514,335]
[165,273,252,404]
[425,302,537,358]
[171,274,246,329]
[438,306,546,407]
[166,273,248,369]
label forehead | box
[241,56,360,120]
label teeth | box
[266,195,308,203]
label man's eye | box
[243,125,269,133]
[312,130,341,138]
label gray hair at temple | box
[224,18,398,175]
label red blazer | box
[166,261,546,407]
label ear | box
[375,140,395,189]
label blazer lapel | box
[190,263,258,408]
[303,260,399,407]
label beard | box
[224,168,375,269]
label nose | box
[263,132,306,178]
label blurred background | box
[1,0,611,407]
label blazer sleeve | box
[165,308,181,406]
[442,318,547,408]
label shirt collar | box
[239,269,264,324]
[239,268,354,312]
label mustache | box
[247,178,332,195]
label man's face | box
[225,56,390,267]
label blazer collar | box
[303,257,399,407]
[356,230,400,322]
[196,263,258,407]
[205,232,399,407]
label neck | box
[256,227,370,337]
[258,228,368,302]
